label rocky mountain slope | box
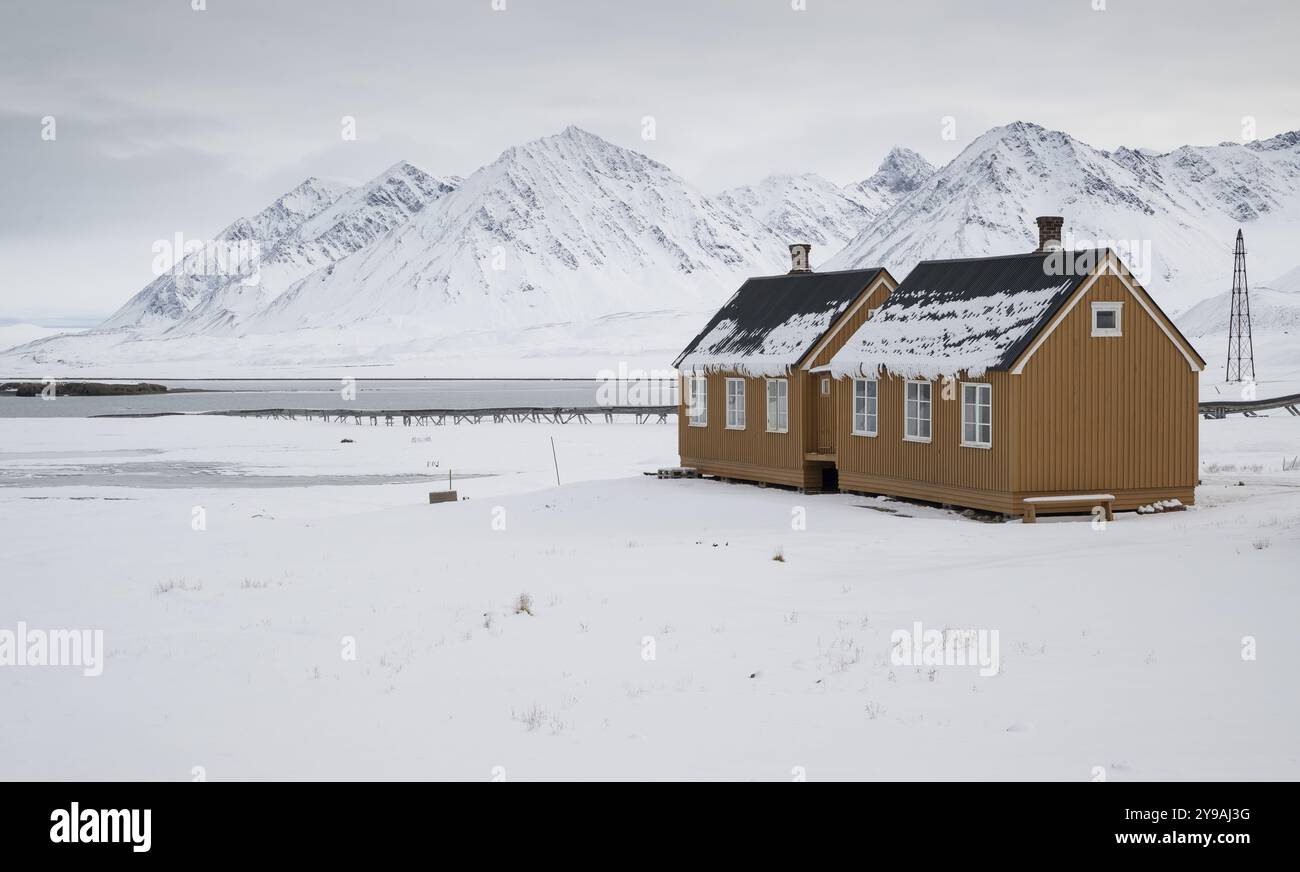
[827,123,1300,309]
[6,123,1299,375]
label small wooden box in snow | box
[428,491,458,504]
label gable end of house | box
[673,266,892,376]
[1008,251,1206,375]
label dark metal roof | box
[898,250,1097,370]
[830,250,1108,376]
[673,267,887,371]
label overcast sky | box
[1,0,1297,321]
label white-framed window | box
[765,379,788,433]
[725,378,746,430]
[852,378,878,436]
[1091,301,1123,337]
[904,380,931,442]
[961,382,992,448]
[820,377,831,396]
[686,375,707,427]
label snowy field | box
[0,310,701,380]
[1196,331,1300,401]
[1,414,1298,780]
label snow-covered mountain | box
[102,176,352,330]
[6,121,1300,376]
[842,146,935,214]
[1177,286,1300,337]
[1265,262,1300,292]
[715,174,874,263]
[827,123,1300,310]
[1176,262,1300,336]
[1176,264,1300,396]
[715,149,934,263]
[246,126,786,335]
[105,163,460,336]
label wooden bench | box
[1022,494,1115,523]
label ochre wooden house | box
[676,220,1206,518]
[673,244,895,490]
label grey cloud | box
[0,0,1296,319]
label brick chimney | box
[789,243,812,273]
[1035,216,1064,252]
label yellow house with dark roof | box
[673,244,895,490]
[676,220,1206,518]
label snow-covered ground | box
[0,322,78,351]
[1197,331,1300,400]
[0,310,702,380]
[1,414,1297,780]
[1178,276,1300,399]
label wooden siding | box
[812,372,835,453]
[678,372,815,487]
[834,266,1200,514]
[1013,271,1199,504]
[678,272,894,489]
[680,261,1199,511]
[803,276,894,368]
[835,372,1018,501]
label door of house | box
[815,375,834,453]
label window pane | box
[688,378,706,424]
[964,421,976,443]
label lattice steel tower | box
[1225,229,1255,383]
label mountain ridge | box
[826,121,1300,306]
[6,121,1300,374]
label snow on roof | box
[830,250,1099,379]
[675,268,885,377]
